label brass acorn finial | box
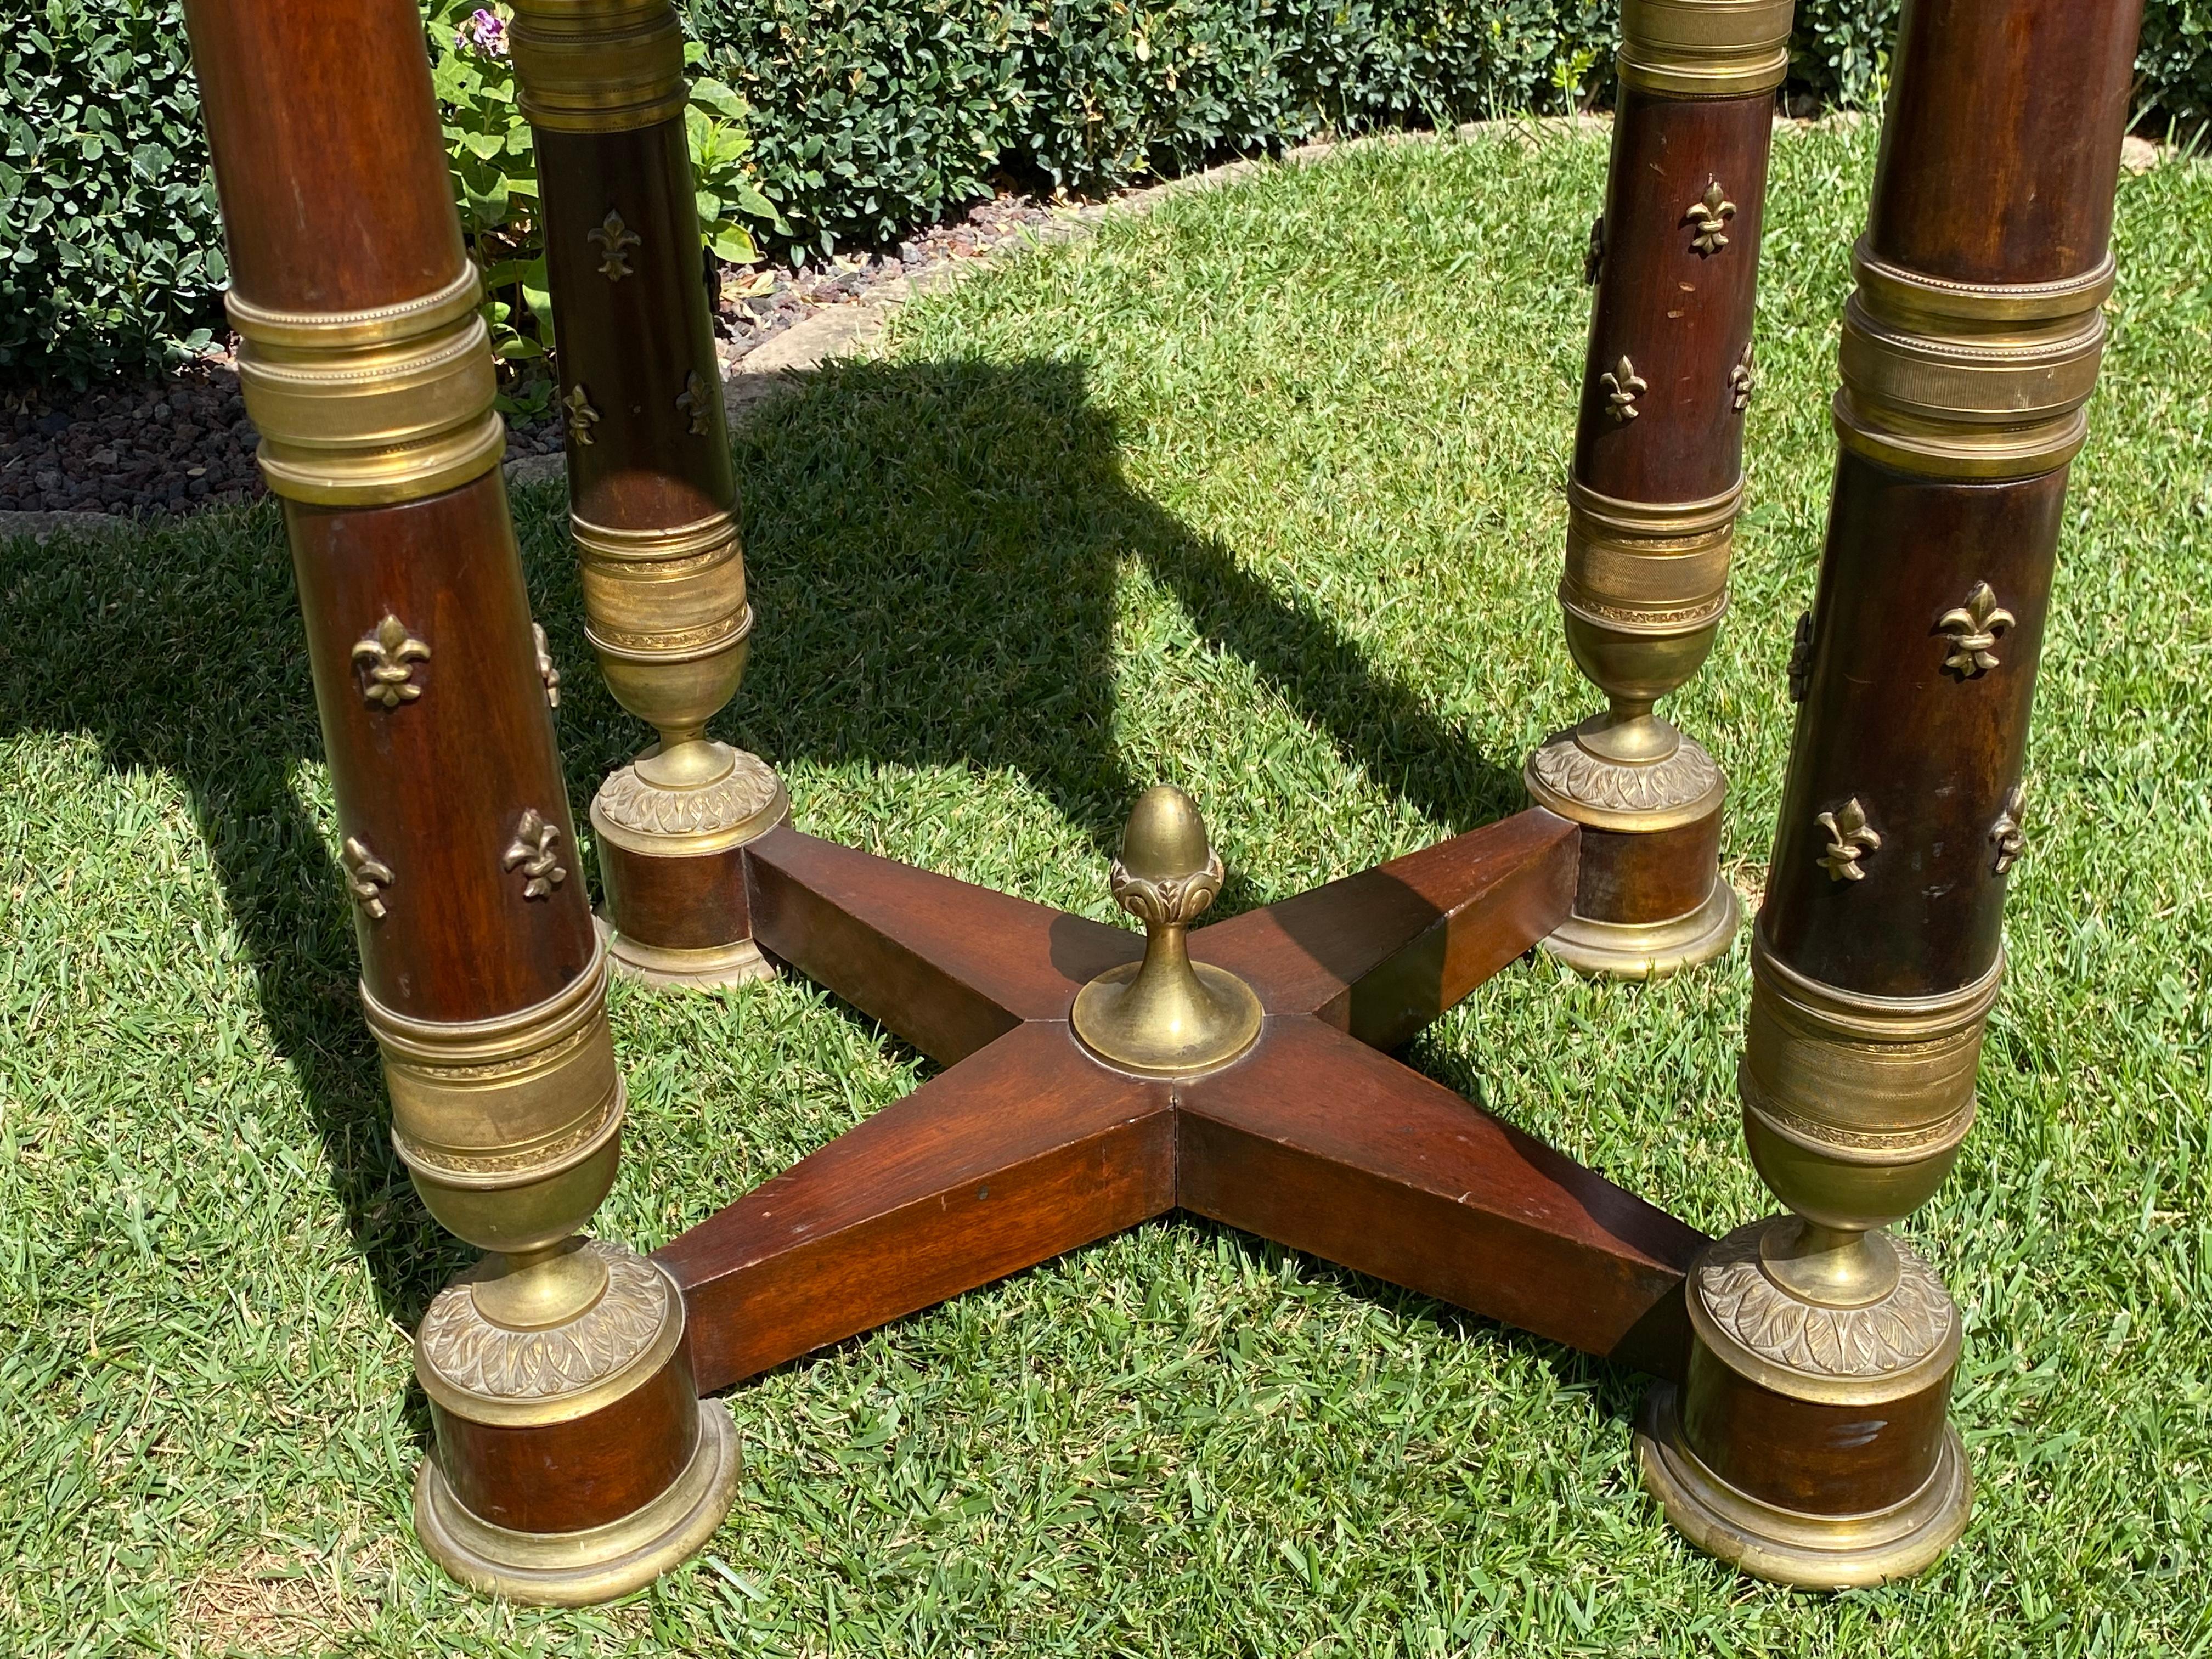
[1113,785,1220,924]
[1071,786,1262,1077]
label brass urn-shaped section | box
[1071,786,1264,1077]
[375,936,743,1605]
[1524,480,1743,978]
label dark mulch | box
[0,194,1068,520]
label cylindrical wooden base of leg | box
[1635,1220,1971,1587]
[412,1244,741,1605]
[590,748,788,991]
[1526,730,1739,978]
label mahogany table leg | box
[182,0,736,1604]
[1637,0,2143,1587]
[511,0,789,991]
[1524,0,1795,977]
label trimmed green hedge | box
[2,0,227,386]
[2,0,2198,385]
[689,0,1613,253]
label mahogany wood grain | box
[1762,460,2059,996]
[661,1024,1176,1392]
[182,0,466,313]
[1868,0,2142,285]
[598,838,752,952]
[1195,810,1578,1050]
[1572,811,1720,928]
[1575,87,1774,504]
[666,813,1700,1396]
[1758,0,2138,1011]
[746,826,1139,1065]
[286,454,595,1022]
[1679,1347,1955,1517]
[431,1344,702,1533]
[431,1345,699,1539]
[536,123,732,531]
[1177,1019,1704,1378]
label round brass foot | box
[414,1397,742,1606]
[597,915,777,991]
[589,745,786,996]
[1540,875,1741,979]
[1636,1383,1971,1589]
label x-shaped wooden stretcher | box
[658,811,1706,1395]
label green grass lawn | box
[4,119,2210,1656]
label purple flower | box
[456,7,507,55]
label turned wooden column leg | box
[1637,0,2143,1587]
[1525,0,1794,977]
[182,0,737,1603]
[511,0,787,991]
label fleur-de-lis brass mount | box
[341,836,394,920]
[675,371,712,437]
[351,614,430,708]
[1730,342,1756,413]
[1990,783,2027,875]
[1937,581,2015,677]
[1685,180,1736,256]
[1787,610,1814,703]
[533,622,561,709]
[1816,797,1881,883]
[1601,356,1646,422]
[503,809,567,900]
[587,210,641,281]
[564,384,600,447]
[1583,215,1605,286]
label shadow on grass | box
[721,356,1524,863]
[0,353,1527,1330]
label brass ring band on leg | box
[1617,0,1794,97]
[1836,239,2113,481]
[1560,478,1740,639]
[572,510,749,656]
[364,940,623,1256]
[509,0,687,133]
[228,264,505,507]
[1740,936,2002,1174]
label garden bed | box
[0,191,1067,519]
